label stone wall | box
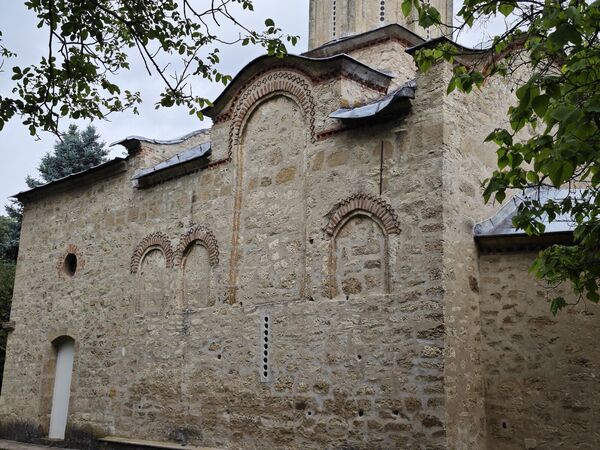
[437,60,522,449]
[479,252,600,450]
[346,40,418,90]
[308,0,453,49]
[0,61,448,449]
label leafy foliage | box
[0,260,15,389]
[403,0,600,314]
[0,1,298,136]
[0,209,20,263]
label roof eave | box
[14,158,129,202]
[304,23,425,58]
[202,53,392,119]
[475,231,574,252]
[133,156,211,189]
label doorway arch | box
[48,336,75,440]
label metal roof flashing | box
[304,24,425,58]
[110,128,211,155]
[13,157,129,202]
[132,142,212,188]
[330,80,416,120]
[474,187,583,251]
[202,53,393,119]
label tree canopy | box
[404,0,600,314]
[3,123,109,261]
[0,0,297,136]
[27,124,109,186]
[0,258,15,389]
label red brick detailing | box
[324,193,401,236]
[130,232,174,274]
[229,70,317,148]
[309,35,415,59]
[174,226,219,268]
[56,244,85,278]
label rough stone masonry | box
[1,1,598,449]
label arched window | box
[325,193,400,298]
[131,232,174,314]
[175,226,219,309]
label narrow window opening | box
[63,253,78,277]
[260,313,271,382]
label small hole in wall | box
[392,409,400,416]
[358,409,364,417]
[309,238,314,244]
[502,420,508,429]
[345,295,349,300]
[63,253,78,277]
[307,411,312,416]
[217,354,222,360]
[263,371,268,377]
[357,355,362,360]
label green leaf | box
[532,95,549,117]
[499,2,515,16]
[401,0,412,17]
[547,161,575,187]
[550,297,567,316]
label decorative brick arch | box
[324,193,401,236]
[174,226,220,268]
[130,232,174,274]
[56,244,85,278]
[229,70,317,147]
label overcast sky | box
[0,1,507,207]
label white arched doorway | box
[48,337,75,440]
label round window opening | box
[63,253,78,277]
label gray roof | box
[203,53,393,118]
[303,24,425,58]
[14,157,128,201]
[329,80,416,120]
[132,142,212,187]
[111,128,210,154]
[474,187,582,237]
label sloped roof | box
[110,128,210,154]
[13,157,128,202]
[474,187,581,251]
[202,53,392,118]
[330,80,416,120]
[304,24,425,58]
[132,142,212,188]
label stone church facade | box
[1,1,598,449]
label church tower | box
[308,0,453,50]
